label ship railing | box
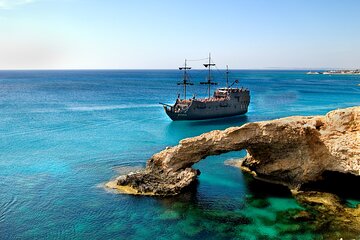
[178,99,193,104]
[198,97,229,103]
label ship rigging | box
[160,54,250,121]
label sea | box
[0,70,359,239]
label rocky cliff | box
[107,106,359,196]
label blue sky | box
[0,0,359,69]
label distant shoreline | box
[307,70,360,75]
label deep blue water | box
[0,70,359,239]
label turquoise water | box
[0,70,359,239]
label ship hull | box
[163,89,250,121]
[165,108,248,121]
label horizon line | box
[0,67,358,71]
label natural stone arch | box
[107,107,359,196]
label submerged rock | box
[246,197,270,209]
[293,190,360,238]
[107,106,359,196]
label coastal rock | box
[107,106,359,195]
[293,190,360,238]
[106,167,198,195]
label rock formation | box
[293,190,360,238]
[107,106,359,196]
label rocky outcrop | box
[107,106,359,196]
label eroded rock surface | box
[107,106,359,195]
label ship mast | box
[201,53,217,98]
[226,65,229,88]
[178,59,193,100]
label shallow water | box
[0,70,359,239]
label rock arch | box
[107,107,359,196]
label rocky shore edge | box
[107,106,360,235]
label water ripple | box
[0,194,19,223]
[67,104,159,112]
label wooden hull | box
[165,108,248,121]
[164,90,250,121]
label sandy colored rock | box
[108,106,359,195]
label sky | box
[0,0,360,69]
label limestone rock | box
[107,106,359,195]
